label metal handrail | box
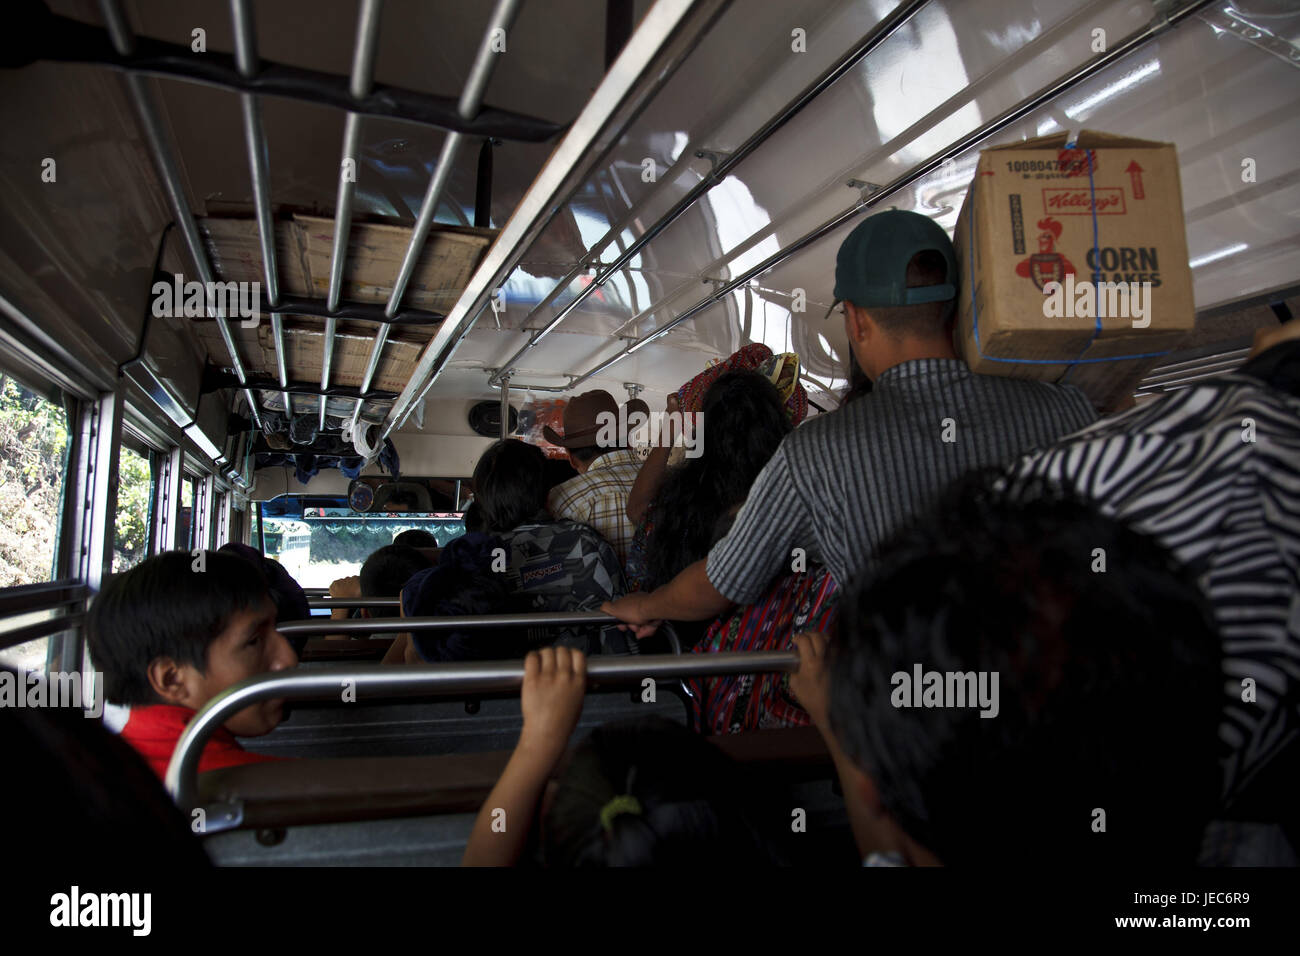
[165,649,797,806]
[305,597,401,610]
[280,610,621,636]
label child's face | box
[180,597,298,736]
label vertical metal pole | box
[499,374,511,440]
[322,0,384,430]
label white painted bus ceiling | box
[440,0,1298,415]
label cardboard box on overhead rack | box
[952,131,1196,410]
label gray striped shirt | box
[706,358,1097,603]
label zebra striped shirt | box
[706,358,1098,603]
[1008,364,1300,805]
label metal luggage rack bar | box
[25,3,564,139]
[167,644,799,807]
[489,0,1219,396]
[98,0,263,429]
[484,0,929,390]
[85,0,549,439]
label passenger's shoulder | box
[786,403,856,447]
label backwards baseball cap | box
[827,209,957,317]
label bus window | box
[0,375,71,674]
[113,444,153,573]
[259,499,466,589]
[261,517,312,583]
[0,375,70,587]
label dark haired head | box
[461,501,484,533]
[828,475,1223,865]
[359,545,433,612]
[87,550,269,706]
[472,439,549,534]
[567,444,604,466]
[643,371,791,588]
[393,528,439,548]
[401,533,526,662]
[217,542,311,653]
[543,456,579,490]
[542,717,787,867]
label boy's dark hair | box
[403,533,526,662]
[542,717,787,867]
[87,550,269,706]
[828,476,1223,865]
[472,439,548,534]
[643,371,791,589]
[392,528,438,548]
[359,545,433,612]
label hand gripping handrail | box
[166,648,798,807]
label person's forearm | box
[626,444,672,524]
[649,559,733,621]
[461,740,561,867]
[379,634,408,665]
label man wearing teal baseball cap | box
[603,208,1097,636]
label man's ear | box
[146,656,195,707]
[845,302,874,346]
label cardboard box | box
[953,131,1196,410]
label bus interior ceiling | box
[1,0,1295,504]
[0,0,1297,865]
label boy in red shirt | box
[87,550,298,780]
